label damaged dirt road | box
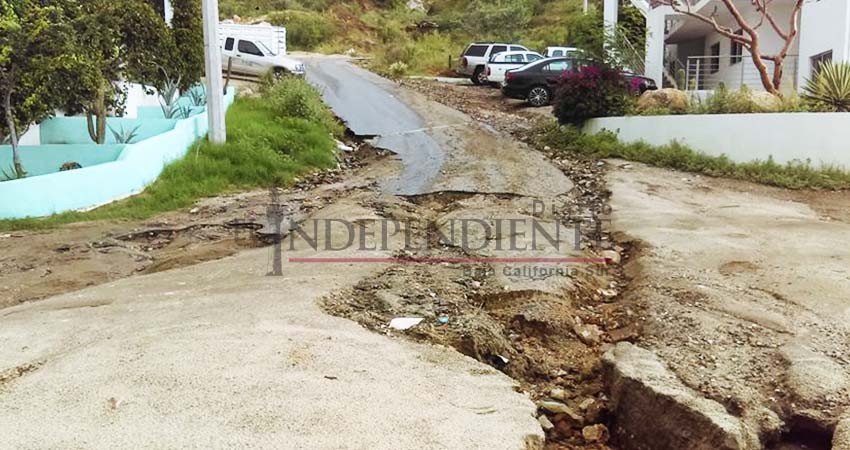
[3,56,849,450]
[399,77,850,450]
[0,56,615,449]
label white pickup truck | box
[544,46,582,58]
[219,23,305,78]
[484,51,543,86]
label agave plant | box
[0,164,25,181]
[177,104,194,119]
[803,62,850,112]
[187,87,206,107]
[157,66,183,119]
[108,124,141,144]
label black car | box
[500,57,657,107]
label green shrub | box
[462,0,537,40]
[691,84,760,114]
[260,76,343,137]
[803,62,850,112]
[386,61,410,79]
[267,10,336,50]
[553,65,635,126]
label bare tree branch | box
[651,0,804,94]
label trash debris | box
[389,317,423,330]
[335,140,354,153]
[487,354,510,370]
[437,316,449,325]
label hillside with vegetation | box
[219,0,645,77]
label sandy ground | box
[607,161,850,447]
[0,147,547,449]
[0,199,542,449]
[6,64,849,450]
[398,77,850,449]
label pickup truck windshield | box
[258,41,277,56]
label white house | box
[605,0,850,92]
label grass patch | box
[532,121,850,190]
[0,78,339,231]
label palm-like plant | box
[157,66,183,119]
[108,124,141,144]
[803,62,850,112]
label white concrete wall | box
[585,113,850,169]
[18,125,40,146]
[123,83,162,119]
[645,6,669,86]
[798,0,850,87]
[163,0,173,26]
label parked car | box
[544,46,582,58]
[458,42,530,85]
[221,28,305,78]
[484,51,544,87]
[500,57,657,107]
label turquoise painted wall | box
[0,145,124,177]
[0,88,236,219]
[40,118,178,145]
[136,104,204,120]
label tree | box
[655,0,804,95]
[0,0,95,177]
[69,0,178,144]
[170,0,204,91]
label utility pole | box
[201,0,226,143]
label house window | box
[730,30,743,65]
[710,43,721,73]
[811,50,833,77]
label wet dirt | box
[391,77,850,449]
[315,70,645,449]
[0,143,376,309]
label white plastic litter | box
[389,318,424,331]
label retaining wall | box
[584,113,850,169]
[0,88,235,219]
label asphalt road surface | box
[306,57,445,195]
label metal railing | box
[684,54,799,91]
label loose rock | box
[603,343,760,450]
[538,415,555,432]
[833,413,850,450]
[582,424,609,443]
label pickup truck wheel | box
[471,67,486,85]
[273,67,289,81]
[527,86,551,107]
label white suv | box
[458,42,530,85]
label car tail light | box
[461,57,468,68]
[505,72,515,82]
